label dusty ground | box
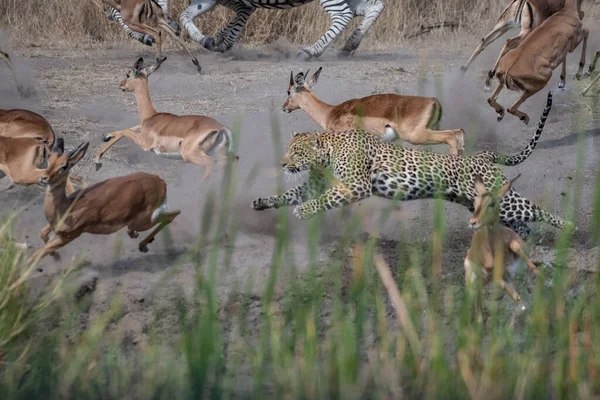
[1,34,600,343]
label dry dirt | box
[1,34,600,342]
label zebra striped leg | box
[340,0,384,56]
[110,8,154,47]
[298,1,354,60]
[208,6,254,52]
[180,0,218,44]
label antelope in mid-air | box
[460,0,584,89]
[27,139,180,264]
[0,110,82,192]
[283,67,466,155]
[90,0,201,73]
[464,173,540,323]
[487,0,588,124]
[95,57,238,180]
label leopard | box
[251,91,574,239]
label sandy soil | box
[1,35,599,343]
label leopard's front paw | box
[252,197,273,211]
[293,205,313,220]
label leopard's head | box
[280,132,327,173]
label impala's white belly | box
[151,149,184,160]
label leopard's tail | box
[492,91,552,166]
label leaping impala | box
[0,109,83,192]
[487,0,588,124]
[581,49,600,96]
[460,0,584,90]
[464,173,540,323]
[90,0,201,73]
[283,68,465,155]
[95,57,238,180]
[27,139,180,264]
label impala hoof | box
[520,116,529,125]
[296,49,312,61]
[497,112,504,122]
[139,244,149,253]
[191,58,202,73]
[101,134,112,143]
[460,65,467,73]
[95,162,103,171]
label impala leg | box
[584,49,600,78]
[581,72,600,96]
[27,237,73,264]
[138,210,181,253]
[95,126,144,168]
[575,28,589,81]
[507,90,535,124]
[559,60,567,89]
[509,240,539,275]
[461,22,512,73]
[495,279,520,303]
[182,149,217,181]
[487,82,506,121]
[40,224,52,244]
[156,19,201,72]
[408,128,465,155]
[485,35,525,90]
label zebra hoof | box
[202,36,215,51]
[168,20,181,35]
[141,34,154,47]
[296,49,312,61]
[192,58,202,74]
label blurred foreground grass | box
[0,109,599,400]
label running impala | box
[283,68,465,155]
[95,57,238,180]
[28,139,180,264]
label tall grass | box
[0,0,536,48]
[0,86,599,399]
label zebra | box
[111,0,386,60]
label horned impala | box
[95,57,238,180]
[0,110,82,192]
[460,0,584,89]
[90,0,201,73]
[464,173,540,323]
[487,0,588,124]
[283,68,466,155]
[27,139,180,264]
[581,49,600,96]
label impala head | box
[469,174,521,230]
[39,139,89,189]
[280,131,326,173]
[120,56,166,92]
[282,67,322,113]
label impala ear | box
[289,70,294,87]
[498,173,521,197]
[133,57,144,71]
[144,56,166,76]
[67,142,89,167]
[52,138,64,155]
[291,131,300,137]
[306,66,322,88]
[473,174,486,196]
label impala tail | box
[493,91,552,166]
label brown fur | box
[90,0,201,72]
[0,111,82,193]
[27,140,180,264]
[95,57,238,180]
[0,109,55,145]
[282,68,465,155]
[487,0,588,124]
[464,174,539,323]
[461,0,584,82]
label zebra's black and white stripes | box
[110,0,385,59]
